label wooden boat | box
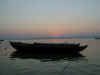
[10,42,88,54]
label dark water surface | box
[0,39,100,75]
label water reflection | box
[10,51,86,62]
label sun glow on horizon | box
[0,0,100,39]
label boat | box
[10,42,88,54]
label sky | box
[0,0,100,39]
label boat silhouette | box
[10,42,88,54]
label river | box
[0,39,100,75]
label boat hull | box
[10,42,88,54]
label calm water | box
[0,39,100,75]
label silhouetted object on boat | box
[10,51,85,62]
[10,42,88,54]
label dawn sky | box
[0,0,100,39]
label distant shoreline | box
[0,37,94,40]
